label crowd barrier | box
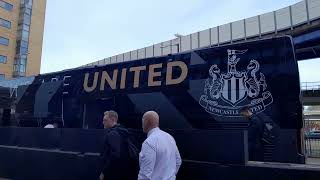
[0,127,249,179]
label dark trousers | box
[249,145,264,161]
[102,161,137,180]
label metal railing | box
[305,137,320,158]
[301,81,320,91]
[304,117,320,158]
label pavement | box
[307,158,320,165]
[1,158,319,180]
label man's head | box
[240,106,253,118]
[103,110,118,129]
[142,111,159,133]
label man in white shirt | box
[138,111,182,180]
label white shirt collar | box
[147,127,159,137]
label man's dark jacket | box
[248,114,264,161]
[100,124,132,180]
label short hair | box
[104,110,118,120]
[240,106,251,113]
[143,111,159,126]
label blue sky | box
[41,0,319,82]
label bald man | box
[138,111,182,180]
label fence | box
[305,137,320,158]
[301,81,320,91]
[304,117,320,158]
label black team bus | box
[0,36,307,179]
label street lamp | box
[160,33,183,53]
[174,34,183,38]
[174,34,183,52]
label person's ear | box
[146,119,151,129]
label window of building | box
[25,8,31,15]
[20,30,29,41]
[13,64,18,72]
[0,55,7,63]
[0,18,11,29]
[16,46,28,55]
[23,14,31,25]
[16,31,29,42]
[20,7,31,15]
[13,58,27,75]
[21,40,28,48]
[23,24,29,31]
[20,54,27,59]
[0,74,5,80]
[17,26,25,31]
[17,24,30,32]
[21,0,32,8]
[19,58,26,65]
[19,64,26,73]
[16,60,26,73]
[0,37,9,46]
[18,14,31,25]
[17,40,28,48]
[0,0,13,11]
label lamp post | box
[160,33,183,53]
[174,34,183,53]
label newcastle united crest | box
[199,49,273,117]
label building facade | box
[0,0,46,80]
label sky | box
[41,0,319,82]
